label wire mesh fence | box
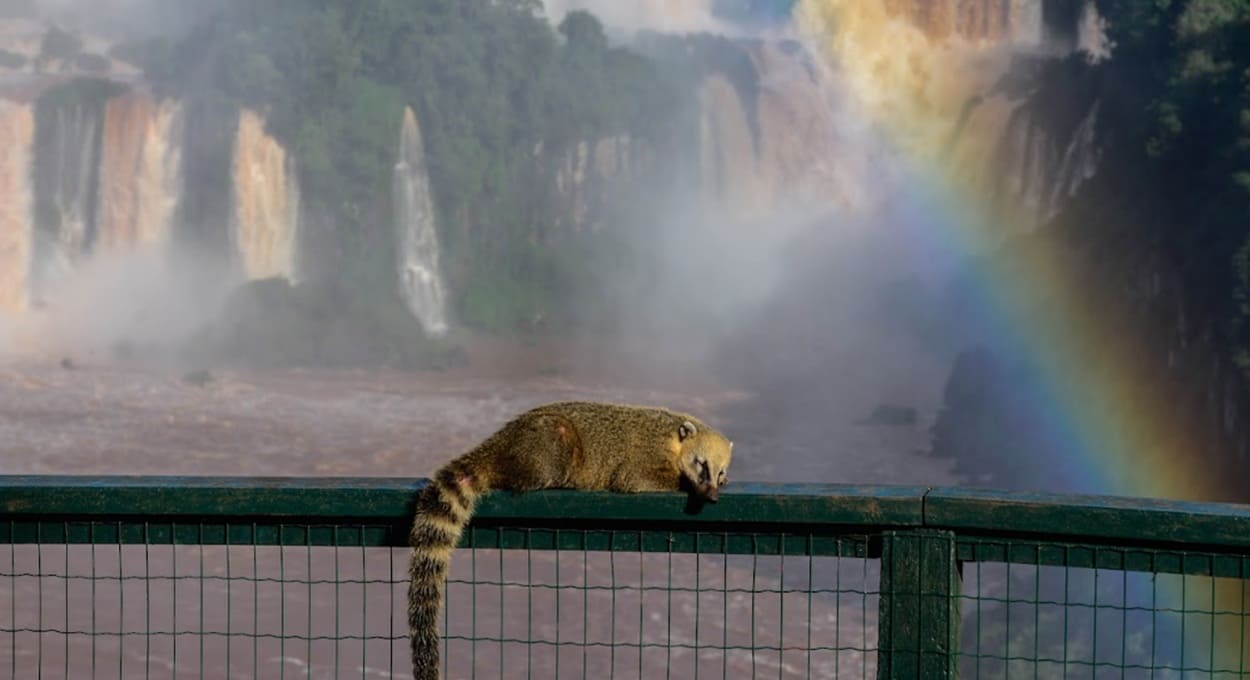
[440,532,876,679]
[0,477,1248,679]
[956,538,1250,679]
[0,525,877,679]
[0,529,405,679]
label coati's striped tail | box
[408,460,483,680]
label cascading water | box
[796,0,1038,159]
[1048,100,1100,209]
[231,109,299,282]
[698,74,758,213]
[0,100,34,314]
[31,92,104,301]
[96,93,183,250]
[793,0,1095,235]
[747,41,844,214]
[693,42,844,221]
[993,97,1101,227]
[1010,0,1044,46]
[393,106,449,337]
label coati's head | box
[675,418,733,503]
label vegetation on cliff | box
[1089,0,1250,358]
[151,1,683,335]
[932,0,1250,495]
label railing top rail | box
[1,475,1249,552]
[0,475,925,526]
[926,486,1250,551]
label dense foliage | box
[1084,0,1250,363]
[150,0,684,334]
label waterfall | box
[699,74,759,214]
[748,41,846,214]
[994,98,1101,228]
[826,0,1027,44]
[231,109,299,282]
[1010,0,1044,47]
[32,92,104,300]
[393,106,449,336]
[0,100,34,314]
[1046,100,1100,217]
[795,0,1090,234]
[96,93,183,251]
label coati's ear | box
[678,420,697,442]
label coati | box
[408,401,733,680]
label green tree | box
[156,0,683,336]
[1089,0,1250,366]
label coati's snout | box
[678,420,733,504]
[693,456,723,502]
[699,481,719,503]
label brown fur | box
[407,401,733,679]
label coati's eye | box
[697,459,711,484]
[718,471,728,487]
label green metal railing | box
[1,476,1249,678]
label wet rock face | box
[928,346,1039,488]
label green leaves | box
[1176,0,1250,39]
[157,0,680,335]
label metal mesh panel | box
[444,529,876,678]
[0,523,406,679]
[957,537,1250,678]
[0,521,877,679]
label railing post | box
[877,529,961,679]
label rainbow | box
[786,0,1248,671]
